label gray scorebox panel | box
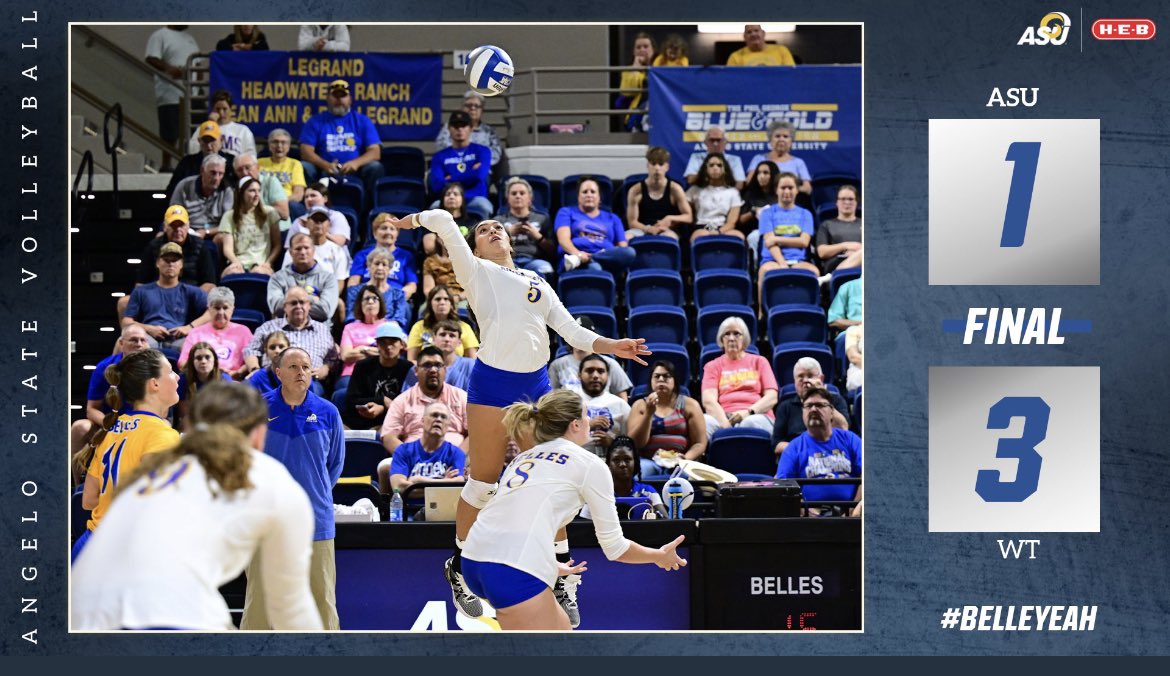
[929,366,1100,532]
[929,119,1100,285]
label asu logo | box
[1019,12,1072,45]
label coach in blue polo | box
[241,346,345,631]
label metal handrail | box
[72,83,182,163]
[103,104,123,211]
[72,151,94,199]
[508,65,650,144]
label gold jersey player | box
[392,209,651,626]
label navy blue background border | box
[3,0,1169,656]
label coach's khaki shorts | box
[240,538,339,630]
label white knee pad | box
[461,478,499,510]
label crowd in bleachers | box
[77,23,863,518]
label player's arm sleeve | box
[546,295,604,351]
[417,209,481,290]
[583,463,632,561]
[258,482,324,630]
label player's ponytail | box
[502,389,585,445]
[70,349,166,484]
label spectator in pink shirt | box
[177,286,253,378]
[701,316,778,438]
[339,284,390,381]
[379,346,469,454]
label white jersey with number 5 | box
[416,210,601,373]
[462,437,632,587]
[71,450,322,631]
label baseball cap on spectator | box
[375,322,408,342]
[448,110,472,128]
[198,120,221,140]
[158,242,184,260]
[329,79,350,95]
[164,204,189,225]
[307,205,331,221]
[574,315,597,332]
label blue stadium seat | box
[342,438,389,481]
[692,235,748,272]
[382,146,426,180]
[561,174,614,212]
[836,332,848,381]
[698,343,759,375]
[778,382,798,403]
[706,427,777,476]
[628,305,689,345]
[613,173,648,216]
[558,270,616,308]
[626,269,684,308]
[333,206,359,247]
[696,304,757,347]
[628,343,690,391]
[630,235,682,271]
[499,174,552,213]
[374,177,427,210]
[829,268,862,307]
[761,268,819,309]
[810,173,861,209]
[221,273,272,318]
[768,304,827,345]
[329,180,365,213]
[694,269,752,309]
[231,308,265,333]
[772,342,834,388]
[566,305,617,339]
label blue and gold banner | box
[208,51,442,141]
[649,66,861,180]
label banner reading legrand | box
[209,51,442,141]
[649,66,861,182]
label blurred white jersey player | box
[71,382,322,631]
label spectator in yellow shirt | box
[726,25,795,66]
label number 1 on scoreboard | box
[1000,142,1041,248]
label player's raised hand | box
[609,338,653,365]
[656,535,688,571]
[389,214,420,230]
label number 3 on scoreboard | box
[975,396,1050,503]
[1000,142,1041,248]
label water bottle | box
[665,480,685,520]
[389,489,404,522]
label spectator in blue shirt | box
[428,110,493,218]
[555,176,636,273]
[298,79,384,203]
[242,346,345,630]
[383,401,467,495]
[122,242,210,352]
[776,387,861,515]
[348,212,418,299]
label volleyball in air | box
[464,45,514,97]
